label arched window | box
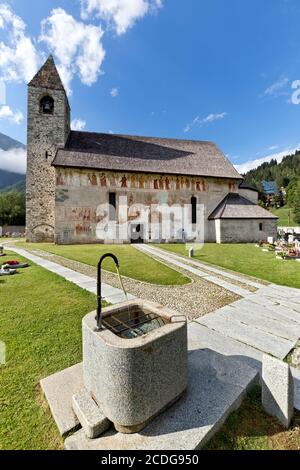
[40,96,54,115]
[191,196,197,224]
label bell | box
[43,102,52,112]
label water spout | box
[96,253,120,331]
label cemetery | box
[1,239,300,450]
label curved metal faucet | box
[96,253,120,331]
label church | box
[26,56,277,245]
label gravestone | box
[262,354,294,429]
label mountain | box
[244,150,300,192]
[0,132,26,192]
[0,132,26,151]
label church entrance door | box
[130,223,144,244]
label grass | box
[205,386,300,450]
[270,206,296,227]
[0,251,101,450]
[17,242,190,286]
[158,243,300,289]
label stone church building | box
[26,56,277,244]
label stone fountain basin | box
[83,300,187,434]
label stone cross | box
[262,354,294,429]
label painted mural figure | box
[176,178,181,191]
[165,177,170,190]
[139,176,145,189]
[120,176,127,188]
[159,178,164,190]
[56,173,65,186]
[100,174,107,187]
[154,179,159,190]
[89,174,98,186]
[131,175,137,189]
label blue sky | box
[1,0,300,174]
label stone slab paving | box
[40,363,84,436]
[197,311,295,360]
[188,322,262,371]
[234,298,300,328]
[136,244,251,296]
[8,246,134,305]
[214,305,300,342]
[64,349,259,450]
[188,323,300,411]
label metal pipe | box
[96,253,119,331]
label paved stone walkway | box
[136,244,300,410]
[8,246,134,305]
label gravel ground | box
[22,248,240,320]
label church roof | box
[28,55,65,91]
[239,180,259,192]
[208,193,278,220]
[53,131,242,179]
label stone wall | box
[26,85,70,242]
[239,188,258,204]
[216,219,278,243]
[55,168,240,244]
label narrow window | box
[109,192,116,221]
[191,197,197,224]
[259,223,263,231]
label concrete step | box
[65,349,259,450]
[72,389,111,439]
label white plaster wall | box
[55,168,238,244]
[218,219,278,243]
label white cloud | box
[71,118,86,131]
[110,87,119,97]
[0,4,40,83]
[235,145,300,174]
[0,147,27,174]
[80,0,163,35]
[0,105,23,124]
[263,77,289,98]
[184,112,227,133]
[39,8,106,94]
[268,145,278,151]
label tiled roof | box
[28,55,65,91]
[52,131,242,179]
[208,193,278,220]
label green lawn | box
[158,243,300,289]
[270,206,296,226]
[0,251,100,450]
[18,243,190,286]
[205,387,300,450]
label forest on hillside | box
[244,150,300,193]
[244,150,300,222]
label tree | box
[293,183,300,225]
[0,191,25,226]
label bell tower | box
[26,55,70,242]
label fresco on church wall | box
[56,168,217,192]
[55,167,240,244]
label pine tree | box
[294,183,300,225]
